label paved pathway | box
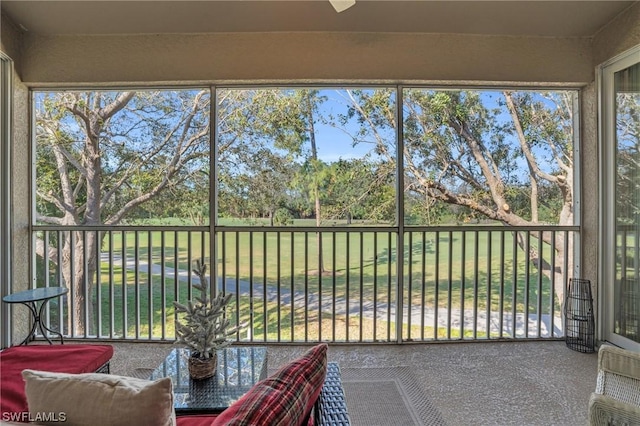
[102,253,563,337]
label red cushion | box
[0,344,113,420]
[212,344,328,426]
[176,414,219,426]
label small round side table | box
[3,287,68,345]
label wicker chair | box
[314,362,351,425]
[589,345,640,425]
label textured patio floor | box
[108,340,598,425]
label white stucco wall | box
[9,75,29,344]
[21,32,593,85]
[0,13,22,78]
[593,2,640,67]
[0,12,30,344]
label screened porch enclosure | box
[31,86,579,344]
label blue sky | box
[302,88,572,182]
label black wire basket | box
[564,278,595,353]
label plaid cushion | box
[212,344,328,426]
[176,414,219,426]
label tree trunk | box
[518,231,569,303]
[306,94,325,272]
[60,230,100,336]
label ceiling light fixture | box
[329,0,356,13]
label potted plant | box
[173,259,242,380]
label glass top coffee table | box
[149,346,267,414]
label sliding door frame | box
[598,44,640,351]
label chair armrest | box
[589,393,640,426]
[314,362,351,426]
[598,345,640,380]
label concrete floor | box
[108,340,598,426]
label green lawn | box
[43,220,566,341]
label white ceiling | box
[1,1,636,37]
